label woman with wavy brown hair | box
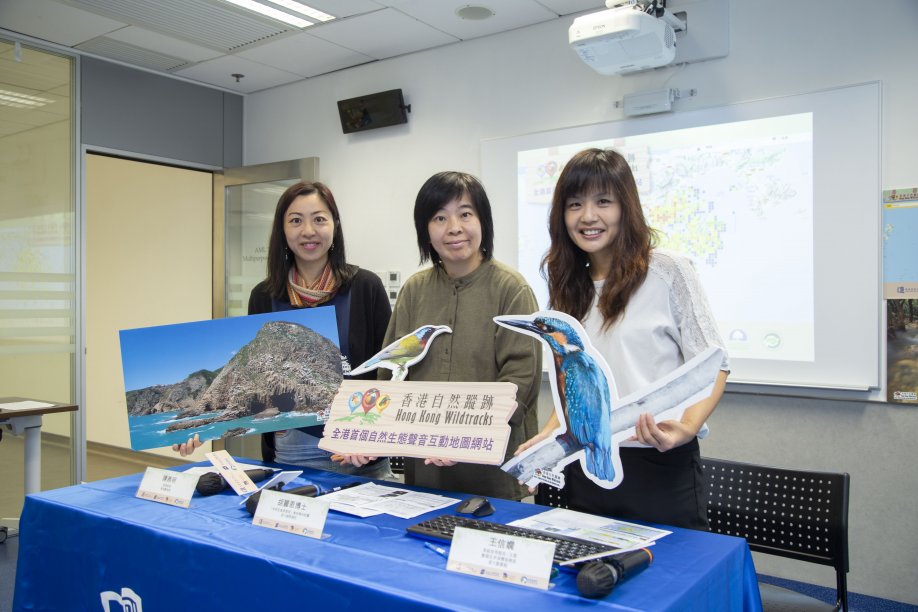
[519,148,729,529]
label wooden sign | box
[318,381,517,465]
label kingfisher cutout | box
[496,311,724,490]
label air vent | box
[76,37,190,71]
[70,0,291,52]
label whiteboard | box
[482,82,880,391]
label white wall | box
[245,0,918,604]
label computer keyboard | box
[406,514,616,565]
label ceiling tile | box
[68,0,291,52]
[383,0,557,40]
[0,0,126,46]
[1,0,582,93]
[308,8,458,59]
[0,42,72,94]
[172,54,303,93]
[535,0,605,15]
[237,32,374,78]
[103,25,223,62]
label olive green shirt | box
[383,259,541,500]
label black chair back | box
[702,457,850,612]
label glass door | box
[213,158,319,458]
[0,38,76,523]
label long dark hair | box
[265,181,355,297]
[542,148,656,327]
[413,171,495,266]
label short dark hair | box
[265,181,354,297]
[413,171,495,265]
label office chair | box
[702,457,850,612]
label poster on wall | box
[887,299,918,404]
[119,306,343,450]
[883,187,918,299]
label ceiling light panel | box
[220,0,311,28]
[270,0,335,22]
[0,89,54,109]
[69,0,292,51]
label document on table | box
[508,507,670,560]
[321,483,460,519]
[0,400,54,411]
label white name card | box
[252,488,329,539]
[446,526,555,590]
[135,467,198,508]
[204,450,258,495]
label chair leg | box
[836,571,848,612]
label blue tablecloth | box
[14,461,762,611]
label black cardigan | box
[248,266,392,461]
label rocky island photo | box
[120,307,342,450]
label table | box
[13,462,762,611]
[0,397,78,497]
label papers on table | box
[0,400,54,411]
[321,483,460,519]
[508,508,670,565]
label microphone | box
[195,468,275,496]
[245,484,319,515]
[575,548,653,599]
[244,481,362,515]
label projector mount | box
[605,0,686,32]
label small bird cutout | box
[349,325,452,381]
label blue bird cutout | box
[497,314,616,484]
[349,325,451,381]
[497,311,725,490]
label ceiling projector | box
[570,2,678,75]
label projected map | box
[518,113,814,362]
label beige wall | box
[85,154,213,460]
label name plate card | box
[205,450,258,495]
[136,467,198,508]
[318,381,517,464]
[252,488,329,539]
[446,526,555,590]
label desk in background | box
[14,463,762,611]
[0,397,78,497]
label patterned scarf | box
[287,263,338,307]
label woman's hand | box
[171,433,202,457]
[424,457,457,467]
[629,412,695,452]
[513,429,553,456]
[514,412,562,456]
[332,454,378,467]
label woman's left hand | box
[332,453,378,467]
[424,457,457,467]
[629,412,696,452]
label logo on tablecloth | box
[100,587,143,612]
